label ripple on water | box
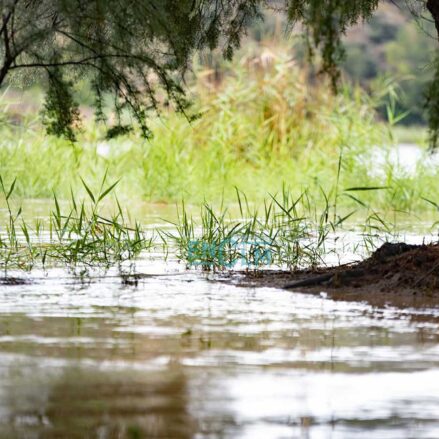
[0,265,439,437]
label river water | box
[0,255,439,438]
[1,143,439,438]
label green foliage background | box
[341,3,436,125]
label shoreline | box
[219,243,439,309]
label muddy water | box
[2,146,439,439]
[0,258,439,439]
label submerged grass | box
[0,172,410,273]
[162,184,404,271]
[0,174,152,273]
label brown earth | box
[221,243,439,308]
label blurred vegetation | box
[1,3,438,215]
[196,3,437,127]
[0,48,370,197]
[1,2,439,271]
[342,3,437,126]
[2,45,439,216]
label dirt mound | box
[228,243,439,308]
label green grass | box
[0,173,404,273]
[1,47,438,219]
[0,48,437,273]
[0,174,152,272]
[161,183,408,271]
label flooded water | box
[1,257,439,439]
[1,141,439,439]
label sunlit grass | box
[0,170,436,273]
[1,47,438,221]
[0,174,152,272]
[0,48,402,206]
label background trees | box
[0,0,260,140]
[1,1,438,143]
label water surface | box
[0,258,439,438]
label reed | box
[163,184,398,271]
[0,172,403,273]
[1,47,425,212]
[0,174,153,272]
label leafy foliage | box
[427,59,439,148]
[0,0,261,139]
[42,66,81,142]
[1,0,439,143]
[286,0,379,88]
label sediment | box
[225,242,439,308]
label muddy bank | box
[222,243,439,308]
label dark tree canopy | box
[0,0,261,140]
[1,1,438,144]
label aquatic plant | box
[0,173,419,273]
[0,174,153,272]
[162,183,399,271]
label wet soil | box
[224,243,439,308]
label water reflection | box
[0,268,439,437]
[0,355,194,438]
